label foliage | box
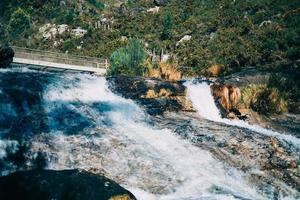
[108,38,149,76]
[268,73,300,113]
[240,72,300,114]
[0,0,299,77]
[7,8,31,38]
[148,60,181,81]
[161,12,173,40]
[253,87,287,114]
[87,0,105,10]
[241,84,266,109]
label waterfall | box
[40,74,262,200]
[1,69,298,199]
[184,81,300,147]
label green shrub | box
[268,73,300,113]
[161,12,173,40]
[286,47,300,60]
[242,78,289,115]
[87,0,105,10]
[253,87,287,114]
[7,8,31,37]
[241,84,266,109]
[108,38,149,76]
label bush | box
[148,61,181,81]
[241,84,266,109]
[88,0,105,10]
[108,38,149,76]
[268,73,300,113]
[161,12,173,40]
[7,8,31,37]
[253,87,287,114]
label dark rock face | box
[107,76,194,115]
[0,169,136,200]
[0,45,14,68]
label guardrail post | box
[105,59,108,69]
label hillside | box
[0,0,299,76]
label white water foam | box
[184,81,300,147]
[36,74,265,200]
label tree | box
[88,0,105,10]
[0,23,7,42]
[161,12,173,40]
[7,8,31,37]
[108,38,149,76]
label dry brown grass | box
[241,84,287,114]
[141,88,172,98]
[148,61,181,81]
[205,64,223,77]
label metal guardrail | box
[12,46,109,69]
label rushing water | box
[184,81,300,148]
[0,68,299,199]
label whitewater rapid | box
[184,81,300,148]
[37,74,263,200]
[1,69,299,199]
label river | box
[0,68,299,199]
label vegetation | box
[108,38,149,76]
[0,0,298,76]
[148,60,181,81]
[0,0,298,114]
[241,72,299,114]
[87,0,105,10]
[7,8,31,38]
[161,12,173,40]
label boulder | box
[107,76,194,115]
[0,169,136,200]
[211,83,244,119]
[176,35,191,46]
[147,6,160,13]
[0,45,14,68]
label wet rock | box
[266,138,297,170]
[210,83,244,119]
[0,45,14,68]
[0,169,136,200]
[157,112,300,196]
[107,76,195,115]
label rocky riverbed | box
[108,74,300,198]
[0,67,299,199]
